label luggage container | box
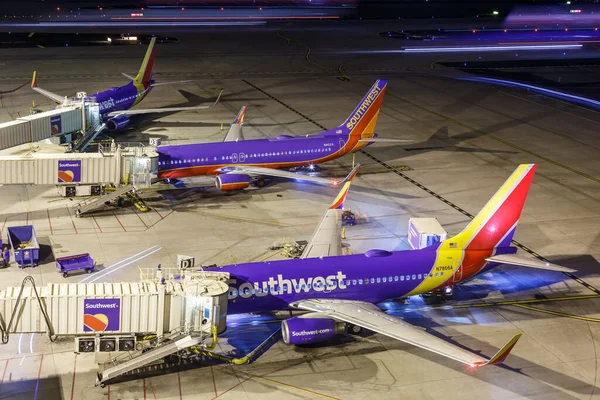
[408,218,447,250]
[56,253,96,278]
[7,225,40,268]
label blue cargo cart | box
[7,225,40,268]
[56,253,95,278]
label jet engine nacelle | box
[106,115,130,131]
[215,174,251,191]
[281,317,343,345]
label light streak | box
[78,245,159,283]
[403,44,582,53]
[459,76,600,108]
[88,247,162,283]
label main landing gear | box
[421,285,454,305]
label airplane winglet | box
[233,105,246,125]
[474,333,522,367]
[31,71,37,89]
[329,163,361,210]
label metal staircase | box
[74,185,135,217]
[73,123,107,153]
[96,334,202,387]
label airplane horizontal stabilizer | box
[486,254,576,273]
[121,72,135,80]
[358,138,413,143]
[150,80,194,87]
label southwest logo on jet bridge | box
[229,272,347,299]
[345,85,382,130]
[58,160,81,183]
[83,298,120,332]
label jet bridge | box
[0,269,230,385]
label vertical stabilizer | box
[449,164,537,250]
[133,38,156,85]
[339,79,387,140]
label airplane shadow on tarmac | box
[0,376,63,400]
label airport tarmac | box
[0,23,599,399]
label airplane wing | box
[225,163,360,187]
[31,71,65,104]
[301,163,361,259]
[223,105,246,142]
[486,254,576,273]
[292,299,521,368]
[106,90,223,117]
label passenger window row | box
[159,147,334,166]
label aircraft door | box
[451,257,463,283]
[231,153,238,163]
[239,153,246,163]
[339,138,346,153]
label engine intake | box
[106,115,130,131]
[282,317,344,345]
[215,174,250,191]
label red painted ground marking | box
[65,206,78,234]
[113,212,127,232]
[70,354,77,400]
[134,209,149,229]
[211,366,217,397]
[211,377,251,400]
[46,209,53,235]
[92,216,103,233]
[107,385,110,400]
[143,378,147,400]
[0,359,8,392]
[178,372,183,400]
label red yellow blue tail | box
[134,37,156,86]
[329,163,361,210]
[450,164,537,250]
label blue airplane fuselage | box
[217,245,515,315]
[157,131,363,179]
[85,81,152,118]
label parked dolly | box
[56,253,96,278]
[7,225,40,268]
[0,237,9,268]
